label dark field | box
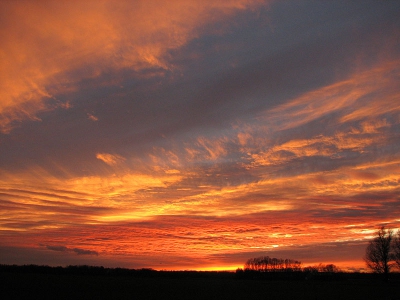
[1,268,399,300]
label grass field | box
[1,270,400,300]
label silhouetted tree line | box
[243,255,340,274]
[236,255,345,280]
[0,264,158,276]
[302,263,341,273]
[0,264,234,279]
[244,256,302,272]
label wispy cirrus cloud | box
[0,0,266,133]
[96,153,125,166]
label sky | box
[1,0,400,271]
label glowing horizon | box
[1,0,399,272]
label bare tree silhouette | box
[364,226,394,281]
[393,230,400,270]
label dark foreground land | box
[1,265,399,300]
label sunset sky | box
[1,0,400,271]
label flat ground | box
[1,271,399,300]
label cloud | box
[260,60,400,133]
[46,245,69,252]
[72,248,99,256]
[46,245,98,256]
[87,113,99,122]
[0,0,266,133]
[96,153,125,166]
[348,171,381,181]
[0,166,186,232]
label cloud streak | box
[45,245,98,256]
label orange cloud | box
[348,171,381,181]
[249,131,381,167]
[3,211,398,270]
[0,0,266,133]
[0,166,184,231]
[262,60,400,131]
[184,137,229,161]
[240,60,400,172]
[96,153,125,166]
[87,113,99,122]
